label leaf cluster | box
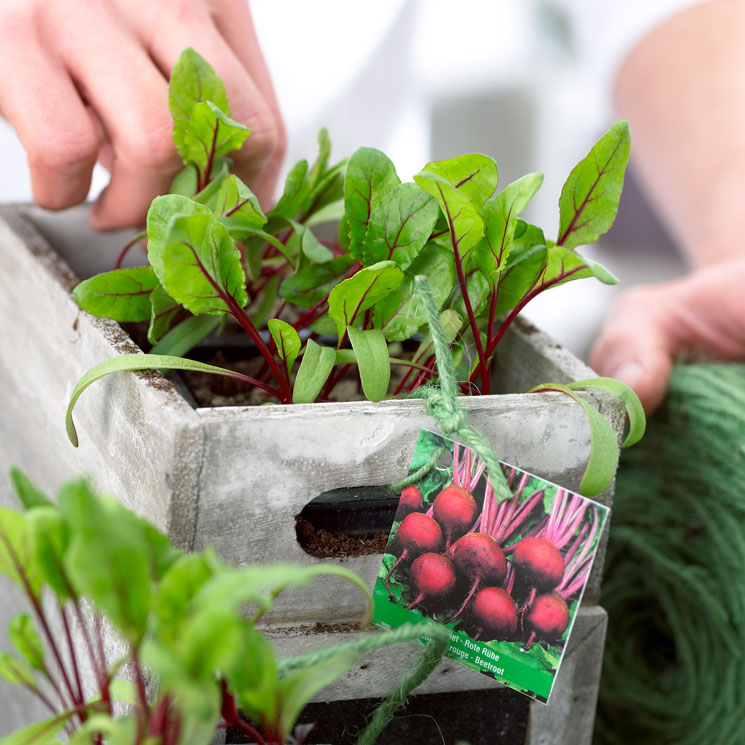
[0,468,393,745]
[73,48,631,411]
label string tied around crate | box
[389,276,513,504]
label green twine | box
[410,276,513,504]
[387,447,445,493]
[596,363,745,745]
[354,632,450,745]
[276,623,449,676]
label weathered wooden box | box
[0,205,622,743]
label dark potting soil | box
[225,687,529,745]
[295,517,389,557]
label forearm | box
[614,0,745,269]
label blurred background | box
[0,0,686,359]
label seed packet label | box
[372,429,609,704]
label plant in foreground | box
[0,469,446,745]
[67,47,639,497]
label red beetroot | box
[470,587,518,641]
[447,533,507,622]
[398,485,424,517]
[512,537,564,591]
[406,553,457,611]
[385,512,443,598]
[433,485,478,547]
[523,592,570,649]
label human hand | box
[589,259,745,412]
[0,0,285,230]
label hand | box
[0,0,285,230]
[589,259,745,412]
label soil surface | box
[226,687,529,745]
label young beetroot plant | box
[65,47,635,485]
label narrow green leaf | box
[0,651,36,688]
[268,319,301,372]
[9,469,52,511]
[567,377,646,447]
[557,120,631,249]
[277,651,359,743]
[65,353,263,447]
[181,101,250,174]
[309,127,332,185]
[9,614,45,672]
[250,273,280,329]
[170,165,198,197]
[528,383,619,496]
[162,212,247,316]
[282,218,334,264]
[150,315,221,357]
[328,261,404,338]
[169,48,230,161]
[74,267,159,323]
[0,711,72,745]
[270,159,311,220]
[197,173,267,238]
[473,172,543,285]
[292,341,335,404]
[362,183,439,268]
[26,507,71,600]
[344,147,401,260]
[147,283,180,345]
[0,507,38,592]
[306,198,345,227]
[347,327,390,402]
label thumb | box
[589,285,677,413]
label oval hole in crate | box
[296,486,399,558]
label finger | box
[52,4,179,229]
[0,8,99,210]
[134,0,283,205]
[589,286,678,413]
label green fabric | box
[596,363,745,745]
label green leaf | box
[74,267,159,322]
[473,172,543,285]
[146,194,212,278]
[309,127,332,186]
[147,283,180,345]
[268,319,302,372]
[26,507,71,600]
[197,174,267,238]
[0,711,73,745]
[362,183,439,268]
[270,159,312,220]
[169,48,230,162]
[68,714,136,745]
[65,353,260,447]
[276,651,359,743]
[9,469,52,511]
[347,327,390,402]
[150,315,221,357]
[170,165,198,197]
[344,147,401,260]
[567,377,646,447]
[417,153,498,204]
[0,507,38,592]
[292,341,336,404]
[181,101,250,175]
[161,212,248,316]
[557,120,630,249]
[225,625,278,728]
[372,242,455,341]
[279,255,355,307]
[328,261,404,338]
[9,615,45,673]
[0,651,36,688]
[528,383,619,496]
[306,197,345,227]
[414,168,485,261]
[59,481,153,642]
[282,218,334,264]
[249,273,280,329]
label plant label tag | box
[372,429,609,703]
